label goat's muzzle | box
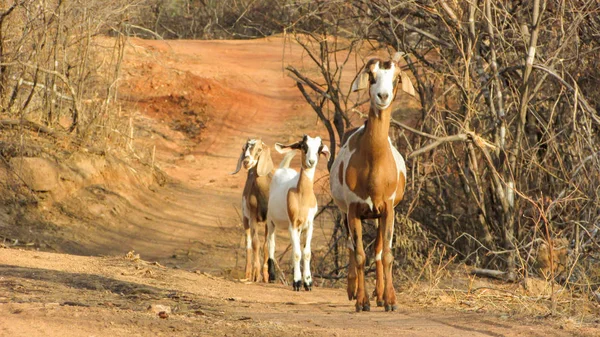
[242,158,254,169]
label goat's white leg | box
[302,221,314,291]
[243,216,253,280]
[289,224,303,291]
[265,220,277,283]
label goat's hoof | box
[347,290,356,300]
[293,280,302,291]
[385,304,398,312]
[355,304,370,312]
[303,281,312,291]
[376,300,384,307]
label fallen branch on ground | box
[0,119,57,137]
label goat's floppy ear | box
[392,51,405,63]
[256,144,273,177]
[274,141,301,154]
[319,144,331,161]
[391,52,416,97]
[400,71,416,96]
[351,67,369,92]
[352,59,380,92]
[230,147,245,175]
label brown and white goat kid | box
[231,138,274,282]
[330,53,415,312]
[265,135,329,291]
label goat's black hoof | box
[376,300,384,307]
[293,280,302,291]
[267,259,276,283]
[355,304,370,312]
[385,304,398,312]
[303,275,312,291]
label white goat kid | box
[265,135,330,291]
[231,138,273,282]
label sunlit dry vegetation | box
[256,0,600,316]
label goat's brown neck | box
[246,166,270,195]
[363,104,392,157]
[296,167,315,196]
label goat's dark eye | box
[369,73,376,85]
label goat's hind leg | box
[344,214,358,300]
[382,205,398,312]
[265,220,277,283]
[349,205,370,312]
[243,216,253,280]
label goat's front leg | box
[381,203,397,311]
[302,221,314,291]
[262,221,269,282]
[374,218,385,307]
[250,221,261,282]
[344,214,358,300]
[349,205,370,311]
[289,224,303,291]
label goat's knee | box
[302,249,311,262]
[382,251,394,266]
[355,252,365,266]
[293,252,302,263]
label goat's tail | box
[278,151,297,169]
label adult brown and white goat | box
[265,135,330,291]
[329,53,415,312]
[231,138,274,282]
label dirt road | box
[0,249,581,337]
[0,37,596,336]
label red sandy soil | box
[1,36,598,336]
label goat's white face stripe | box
[370,62,397,110]
[304,136,322,169]
[244,139,259,168]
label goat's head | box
[275,135,330,170]
[231,138,273,176]
[351,52,415,110]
